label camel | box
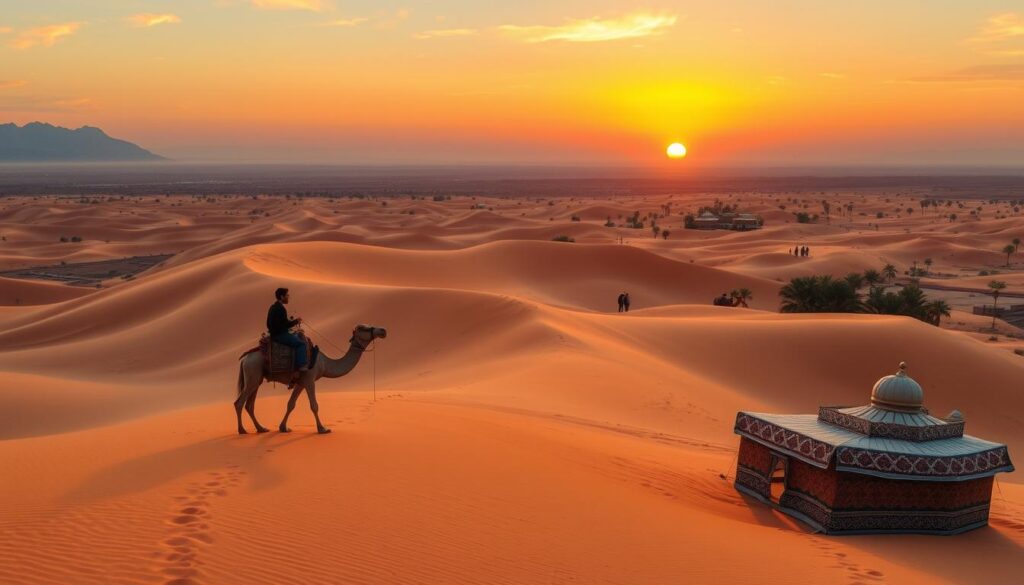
[234,324,387,435]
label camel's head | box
[351,324,387,349]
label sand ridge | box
[1,192,1023,583]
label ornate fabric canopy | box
[733,362,1014,482]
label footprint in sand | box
[158,468,246,584]
[842,559,885,583]
[811,539,885,583]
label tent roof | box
[735,411,1013,481]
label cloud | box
[910,64,1024,82]
[128,14,182,28]
[0,95,91,113]
[8,22,82,49]
[499,13,677,43]
[0,80,28,89]
[0,26,12,34]
[967,13,1024,55]
[414,28,478,40]
[969,13,1024,42]
[818,72,845,79]
[53,97,93,110]
[251,0,324,11]
[320,18,367,27]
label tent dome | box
[870,362,924,412]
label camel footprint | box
[157,467,247,585]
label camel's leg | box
[233,364,261,435]
[278,385,303,433]
[306,382,331,434]
[245,387,269,433]
[233,388,249,435]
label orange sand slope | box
[1,194,1024,584]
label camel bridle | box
[349,327,377,352]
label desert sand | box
[1,191,1023,584]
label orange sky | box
[2,2,1023,165]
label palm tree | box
[863,269,882,290]
[731,288,753,308]
[882,263,897,283]
[864,284,930,322]
[897,285,929,320]
[779,276,820,313]
[780,275,861,313]
[1014,237,1021,253]
[924,258,933,275]
[865,286,904,315]
[925,299,952,326]
[989,280,1007,329]
[820,276,863,312]
[844,272,865,290]
[1003,244,1016,267]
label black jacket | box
[267,301,298,336]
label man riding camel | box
[267,288,307,374]
[236,290,387,435]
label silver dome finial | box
[871,361,923,412]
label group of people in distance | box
[713,293,747,308]
[616,292,631,312]
[791,245,810,257]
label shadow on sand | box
[63,431,319,503]
[734,493,1024,582]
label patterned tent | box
[733,362,1014,534]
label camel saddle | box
[242,333,319,374]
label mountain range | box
[0,122,163,162]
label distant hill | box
[0,122,164,162]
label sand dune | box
[242,240,780,309]
[1,237,1021,445]
[0,276,91,306]
[1,193,1023,584]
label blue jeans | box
[272,332,307,369]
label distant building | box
[687,210,763,231]
[733,362,1013,534]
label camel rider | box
[267,288,308,372]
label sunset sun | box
[666,142,687,159]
